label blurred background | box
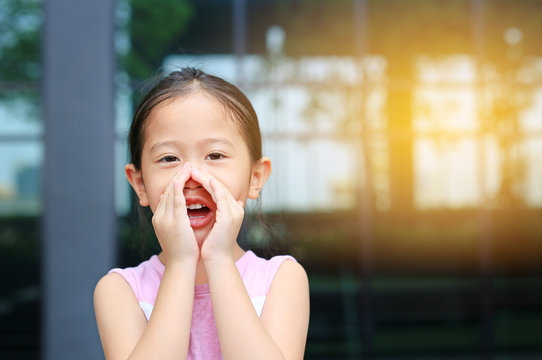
[1,0,542,359]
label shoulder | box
[94,273,143,333]
[259,259,310,358]
[263,256,309,308]
[241,251,303,290]
[94,272,136,309]
[95,272,128,294]
[265,253,308,288]
[99,255,164,304]
[261,257,309,310]
[271,259,309,295]
[94,274,148,359]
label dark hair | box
[128,68,275,259]
[128,67,262,169]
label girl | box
[94,68,310,360]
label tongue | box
[187,207,210,218]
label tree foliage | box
[122,0,195,79]
[0,0,41,83]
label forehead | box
[143,92,244,146]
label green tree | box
[0,0,41,82]
[0,0,41,113]
[122,0,195,80]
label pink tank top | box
[109,250,295,359]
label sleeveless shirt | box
[109,250,295,359]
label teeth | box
[187,203,204,210]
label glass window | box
[113,0,542,358]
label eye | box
[159,155,179,163]
[206,152,224,161]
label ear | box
[125,164,149,207]
[248,157,272,200]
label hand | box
[152,162,199,265]
[191,167,245,263]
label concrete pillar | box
[42,0,116,358]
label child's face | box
[127,92,269,243]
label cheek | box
[145,177,172,212]
[214,169,252,200]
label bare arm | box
[190,167,310,359]
[95,163,200,359]
[94,261,197,360]
[205,257,310,360]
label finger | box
[156,193,166,213]
[173,180,185,210]
[156,168,180,215]
[166,179,175,214]
[174,163,192,209]
[164,162,191,196]
[156,179,174,216]
[209,176,232,206]
[191,167,215,202]
[211,177,246,223]
[179,162,192,184]
[165,163,192,213]
[192,168,236,210]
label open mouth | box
[186,203,210,218]
[185,201,214,229]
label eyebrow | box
[197,137,234,148]
[149,138,234,153]
[149,140,179,153]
